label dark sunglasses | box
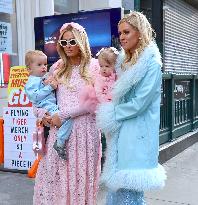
[59,39,77,47]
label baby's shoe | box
[53,140,67,160]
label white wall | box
[79,0,122,11]
[16,0,54,66]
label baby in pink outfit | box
[79,47,119,111]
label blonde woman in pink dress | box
[33,22,101,205]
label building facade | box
[1,0,198,117]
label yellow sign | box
[7,66,31,107]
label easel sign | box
[3,66,36,170]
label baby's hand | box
[102,85,108,94]
[52,113,62,128]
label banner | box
[3,66,36,170]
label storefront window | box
[0,0,18,67]
[54,0,78,14]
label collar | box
[112,41,162,104]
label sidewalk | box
[145,142,198,205]
[0,171,34,205]
[0,142,198,205]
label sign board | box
[3,66,36,170]
[8,66,31,107]
[0,22,12,53]
[174,80,190,100]
[3,107,36,170]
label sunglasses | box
[59,39,77,47]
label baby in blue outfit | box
[24,50,72,160]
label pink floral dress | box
[33,59,101,205]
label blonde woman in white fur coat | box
[96,11,166,205]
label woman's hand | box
[44,75,58,89]
[42,112,52,127]
[36,119,42,127]
[51,113,62,128]
[49,79,58,89]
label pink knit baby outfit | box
[94,71,116,103]
[79,70,116,112]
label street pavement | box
[0,142,198,205]
[145,142,198,205]
[0,171,34,205]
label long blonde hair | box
[118,11,155,69]
[56,24,92,85]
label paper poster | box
[8,66,31,107]
[3,66,36,170]
[3,107,36,170]
[0,22,12,53]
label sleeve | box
[115,61,162,121]
[96,101,122,134]
[79,85,97,104]
[79,85,99,113]
[58,109,71,121]
[32,106,48,119]
[25,78,54,104]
